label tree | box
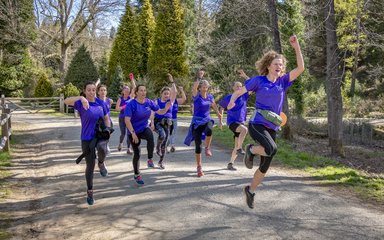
[325,0,344,156]
[108,65,124,100]
[148,0,188,94]
[112,1,141,79]
[64,45,99,90]
[34,0,122,81]
[138,0,155,75]
[34,71,53,97]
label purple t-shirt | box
[119,96,131,117]
[193,93,214,119]
[219,92,249,125]
[245,73,292,131]
[154,98,172,119]
[98,97,112,124]
[124,98,160,134]
[171,99,178,119]
[73,98,109,140]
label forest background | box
[1,0,384,158]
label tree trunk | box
[325,0,344,156]
[349,5,362,98]
[267,0,292,140]
[60,43,68,82]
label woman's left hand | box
[289,35,299,49]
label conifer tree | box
[108,65,125,100]
[113,1,141,79]
[64,45,99,90]
[148,0,188,94]
[34,72,53,97]
[138,0,156,75]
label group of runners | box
[64,35,304,209]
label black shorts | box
[229,122,244,138]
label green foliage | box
[55,83,80,98]
[303,86,327,116]
[108,65,125,100]
[97,53,109,84]
[34,72,53,97]
[112,1,141,79]
[148,0,189,94]
[138,0,156,75]
[107,42,120,85]
[64,45,99,90]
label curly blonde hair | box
[255,51,287,76]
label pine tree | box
[107,41,119,85]
[108,65,125,100]
[148,0,188,94]
[34,71,53,97]
[138,0,156,75]
[113,1,141,79]
[64,45,99,90]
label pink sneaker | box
[205,147,212,157]
[147,159,155,168]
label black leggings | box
[128,128,154,175]
[248,123,277,173]
[81,139,108,190]
[193,121,213,154]
[155,118,171,162]
[119,116,131,148]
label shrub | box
[34,72,53,97]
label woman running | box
[153,74,177,169]
[168,85,187,153]
[227,35,304,209]
[64,81,111,205]
[115,73,136,154]
[124,84,172,185]
[97,83,113,154]
[218,81,249,171]
[184,69,222,177]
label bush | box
[34,72,53,97]
[55,83,80,98]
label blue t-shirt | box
[245,73,292,131]
[119,96,131,117]
[193,93,214,119]
[171,99,179,119]
[219,92,249,125]
[124,98,160,134]
[73,98,109,140]
[98,97,112,124]
[154,98,172,119]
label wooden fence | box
[0,96,11,152]
[1,95,64,114]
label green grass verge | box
[213,126,384,203]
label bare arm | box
[227,86,247,110]
[192,69,204,97]
[115,97,122,111]
[103,114,111,128]
[168,73,177,103]
[211,101,223,129]
[125,116,138,143]
[64,96,89,110]
[155,101,172,115]
[288,35,305,82]
[129,73,136,99]
[238,69,250,80]
[177,86,187,104]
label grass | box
[0,151,11,240]
[213,126,384,204]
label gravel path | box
[1,113,383,240]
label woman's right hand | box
[81,97,89,110]
[131,132,139,144]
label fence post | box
[1,94,4,109]
[1,112,10,152]
[59,94,64,113]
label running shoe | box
[134,174,144,185]
[227,162,237,171]
[117,143,122,151]
[87,190,94,205]
[205,147,212,157]
[244,185,255,209]
[98,162,108,177]
[158,161,165,170]
[170,146,176,153]
[197,165,204,177]
[236,148,245,155]
[147,159,155,168]
[244,144,255,169]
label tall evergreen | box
[148,0,188,94]
[113,1,141,79]
[64,45,99,90]
[138,0,156,75]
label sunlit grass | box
[213,126,384,203]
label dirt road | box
[1,113,384,240]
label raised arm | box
[192,69,204,97]
[115,97,122,111]
[238,69,250,80]
[177,86,187,104]
[167,73,177,104]
[288,35,305,82]
[129,73,136,98]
